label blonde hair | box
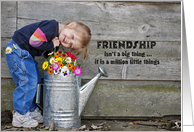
[65,22,91,62]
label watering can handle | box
[53,36,64,54]
[53,44,63,55]
[36,83,43,110]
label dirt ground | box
[1,110,181,131]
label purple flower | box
[73,66,82,76]
[52,62,59,71]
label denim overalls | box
[5,39,41,115]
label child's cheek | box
[61,43,69,48]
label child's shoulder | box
[30,20,58,29]
[38,19,58,24]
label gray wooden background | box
[1,1,181,119]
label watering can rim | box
[98,66,108,77]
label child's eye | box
[70,43,72,47]
[72,35,74,40]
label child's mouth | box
[63,37,66,43]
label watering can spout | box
[78,66,108,117]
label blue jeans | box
[5,39,41,115]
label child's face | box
[59,27,82,50]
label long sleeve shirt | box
[12,20,59,57]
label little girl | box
[5,20,91,128]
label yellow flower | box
[5,47,12,54]
[55,57,62,64]
[42,61,49,70]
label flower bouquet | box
[42,50,82,78]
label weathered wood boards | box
[2,40,181,80]
[1,1,181,118]
[82,80,181,117]
[79,41,181,80]
[16,1,181,41]
[1,1,181,81]
[1,1,17,37]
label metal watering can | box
[36,66,108,129]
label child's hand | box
[52,37,60,48]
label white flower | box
[54,67,61,74]
[65,57,72,64]
[60,66,70,78]
[49,57,55,65]
[5,47,12,54]
[48,51,54,56]
[13,44,17,49]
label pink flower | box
[67,52,77,60]
[52,62,59,71]
[71,54,77,60]
[66,52,72,58]
[73,66,82,76]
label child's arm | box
[29,20,59,51]
[52,37,60,48]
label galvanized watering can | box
[36,66,108,129]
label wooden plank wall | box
[1,1,181,118]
